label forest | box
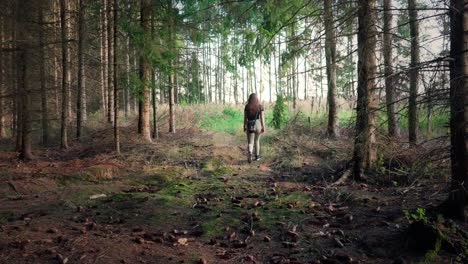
[0,0,466,263]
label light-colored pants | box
[246,120,261,156]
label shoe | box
[248,153,253,163]
[255,155,261,161]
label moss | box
[200,208,242,238]
[202,157,235,177]
[249,193,310,230]
[273,191,311,208]
[210,166,235,177]
[0,210,15,224]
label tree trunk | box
[15,0,32,159]
[15,67,22,152]
[408,0,419,145]
[152,73,159,138]
[269,54,272,103]
[304,55,307,100]
[124,33,131,118]
[151,14,158,139]
[168,8,176,134]
[383,0,399,138]
[275,36,279,96]
[113,0,120,154]
[438,0,467,220]
[60,0,69,149]
[139,0,152,141]
[77,0,85,140]
[52,53,59,113]
[292,58,297,109]
[66,0,72,121]
[174,56,179,105]
[18,51,32,161]
[242,67,245,102]
[107,0,114,124]
[13,23,19,148]
[352,0,378,180]
[0,17,7,139]
[169,69,176,134]
[100,3,108,115]
[324,0,338,138]
[37,8,49,145]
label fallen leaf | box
[176,238,188,246]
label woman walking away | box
[243,93,265,163]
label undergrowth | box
[198,106,273,135]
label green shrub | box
[270,95,288,129]
[403,208,428,224]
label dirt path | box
[0,129,463,263]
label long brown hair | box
[246,93,260,114]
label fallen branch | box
[8,181,19,193]
[331,169,351,186]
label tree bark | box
[18,51,32,161]
[268,54,272,103]
[12,15,19,148]
[66,0,72,121]
[168,7,176,134]
[324,0,338,138]
[139,0,152,141]
[107,0,114,124]
[151,15,158,139]
[77,0,86,140]
[352,0,378,180]
[304,55,307,100]
[124,32,131,118]
[113,0,120,154]
[152,72,159,139]
[292,57,297,109]
[408,0,419,145]
[60,0,69,149]
[39,8,49,145]
[100,2,108,115]
[0,17,6,139]
[15,0,32,160]
[438,0,467,220]
[383,0,399,138]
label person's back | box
[243,93,265,163]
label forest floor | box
[0,117,466,264]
